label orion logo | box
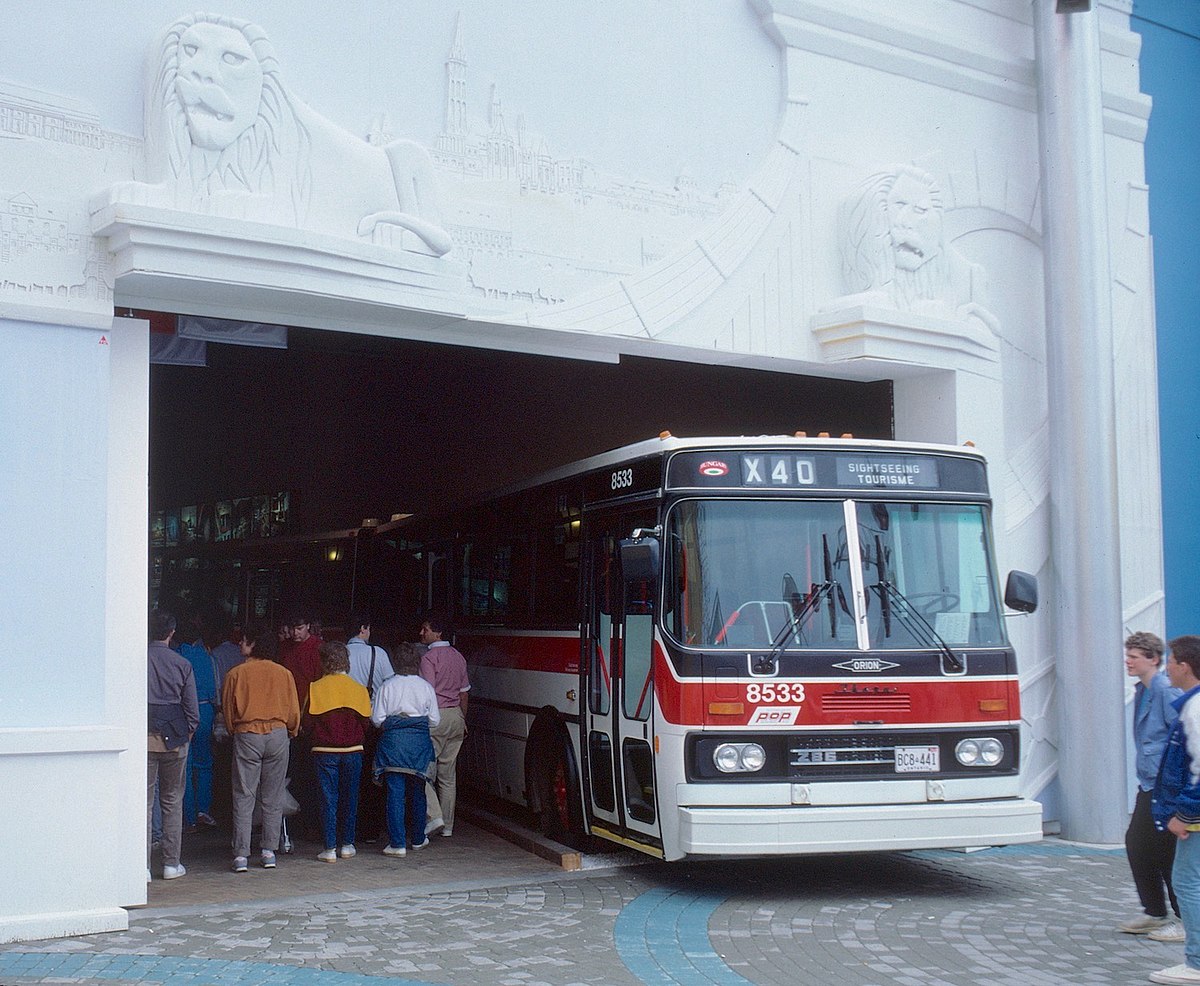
[832,658,900,673]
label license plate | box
[894,745,939,773]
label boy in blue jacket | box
[1122,631,1182,940]
[1151,636,1200,985]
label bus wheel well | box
[525,709,582,839]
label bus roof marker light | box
[841,433,853,439]
[794,431,807,438]
[659,431,672,440]
[818,432,830,438]
[963,440,976,448]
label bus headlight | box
[713,742,766,773]
[955,737,1004,767]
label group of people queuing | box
[146,608,470,880]
[1121,632,1200,986]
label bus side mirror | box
[619,535,660,585]
[1004,570,1038,614]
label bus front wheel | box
[531,729,583,842]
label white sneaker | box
[162,864,186,880]
[1119,913,1171,934]
[382,844,406,857]
[441,828,453,837]
[411,838,430,850]
[1150,963,1200,984]
[317,848,337,863]
[425,817,445,836]
[1150,921,1187,943]
[339,844,356,858]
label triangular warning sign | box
[98,336,109,345]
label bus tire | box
[528,719,582,842]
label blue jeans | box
[315,752,362,850]
[1174,831,1200,969]
[184,704,215,824]
[384,771,427,849]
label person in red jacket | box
[281,613,322,709]
[281,612,323,835]
[305,641,372,862]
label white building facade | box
[0,0,1159,940]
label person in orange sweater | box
[305,641,372,863]
[221,624,300,874]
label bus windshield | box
[859,501,1006,649]
[666,499,856,650]
[665,498,1007,651]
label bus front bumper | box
[675,797,1043,856]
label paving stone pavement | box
[0,838,1184,986]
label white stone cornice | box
[754,0,1037,110]
[91,199,472,328]
[811,305,1001,371]
[1102,89,1152,141]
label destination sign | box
[836,457,938,489]
[666,449,982,495]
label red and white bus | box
[384,433,1042,860]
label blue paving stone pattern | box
[0,842,1177,986]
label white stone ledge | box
[812,304,1000,371]
[0,726,129,756]
[0,908,128,945]
[90,200,472,333]
[758,0,1036,111]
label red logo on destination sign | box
[699,460,729,477]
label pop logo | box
[699,460,729,477]
[747,706,800,726]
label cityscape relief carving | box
[103,12,452,257]
[415,15,734,307]
[0,83,132,315]
[827,164,997,330]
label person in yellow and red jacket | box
[304,640,372,863]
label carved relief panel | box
[98,12,451,258]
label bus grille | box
[789,733,937,778]
[820,693,912,715]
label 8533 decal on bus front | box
[745,682,806,704]
[745,682,805,726]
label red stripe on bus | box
[457,632,581,674]
[457,633,1020,727]
[653,648,1021,727]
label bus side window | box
[429,552,452,617]
[623,575,654,722]
[589,541,614,716]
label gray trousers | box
[231,727,289,858]
[147,742,188,868]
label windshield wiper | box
[759,534,846,672]
[873,580,965,674]
[757,579,835,673]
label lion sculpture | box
[114,12,451,257]
[830,164,995,328]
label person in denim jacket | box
[1120,632,1183,940]
[372,643,440,856]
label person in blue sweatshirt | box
[1151,636,1200,985]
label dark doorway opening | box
[151,325,892,531]
[148,324,892,628]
